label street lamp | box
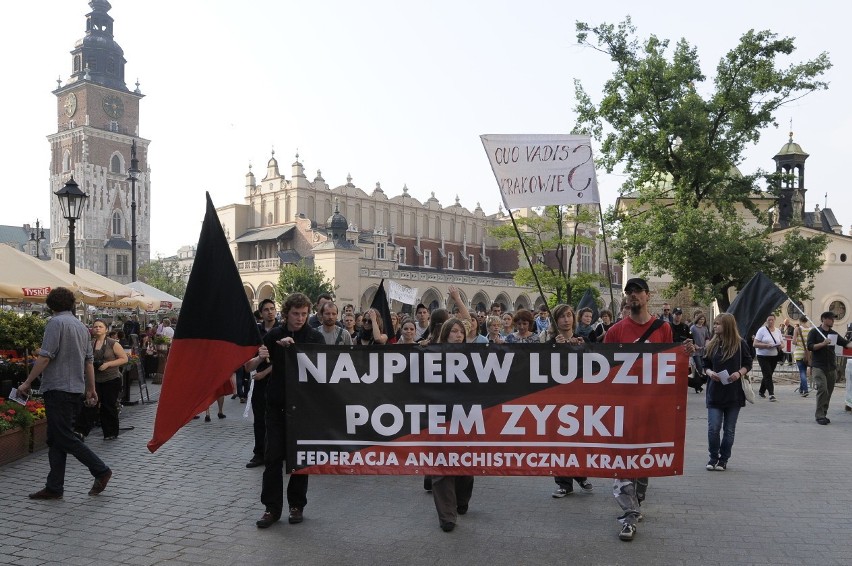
[127,140,139,282]
[55,176,88,274]
[29,219,45,259]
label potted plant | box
[0,396,36,466]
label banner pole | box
[505,207,551,316]
[598,203,616,313]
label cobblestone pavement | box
[2,371,850,566]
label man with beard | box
[604,278,693,542]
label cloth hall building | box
[217,152,620,312]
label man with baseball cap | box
[605,277,693,541]
[806,311,850,425]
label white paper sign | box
[481,134,600,209]
[387,280,418,305]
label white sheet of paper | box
[716,370,731,385]
[9,387,29,405]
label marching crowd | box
[15,281,852,543]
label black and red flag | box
[148,193,262,453]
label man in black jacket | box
[253,293,325,528]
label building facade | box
[217,152,620,312]
[48,0,150,283]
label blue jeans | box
[796,360,809,394]
[43,390,110,494]
[707,405,741,464]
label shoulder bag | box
[739,343,755,404]
[765,326,785,362]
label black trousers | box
[251,379,267,459]
[261,403,309,515]
[757,355,778,395]
[75,378,121,438]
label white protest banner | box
[480,134,600,209]
[387,280,418,305]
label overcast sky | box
[1,0,848,257]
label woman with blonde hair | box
[701,313,753,471]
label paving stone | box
[1,378,850,565]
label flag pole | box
[598,203,616,313]
[788,301,827,340]
[505,206,551,317]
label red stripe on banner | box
[147,338,256,452]
[292,345,688,477]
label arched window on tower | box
[110,154,122,174]
[62,150,71,173]
[267,212,273,225]
[112,211,122,236]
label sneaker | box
[578,480,594,492]
[801,391,809,397]
[88,470,112,496]
[769,395,777,402]
[716,461,727,471]
[619,523,636,541]
[706,460,717,471]
[758,393,766,399]
[816,417,829,425]
[288,507,304,524]
[440,521,455,532]
[552,487,571,498]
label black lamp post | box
[29,219,45,259]
[127,140,139,282]
[55,176,88,274]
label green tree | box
[488,205,605,306]
[276,261,337,304]
[138,257,187,299]
[574,18,831,309]
[0,311,47,352]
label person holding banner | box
[807,311,850,425]
[545,304,595,498]
[701,313,752,472]
[604,278,680,542]
[255,293,325,529]
[429,318,476,532]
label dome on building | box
[327,199,348,233]
[775,133,809,158]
